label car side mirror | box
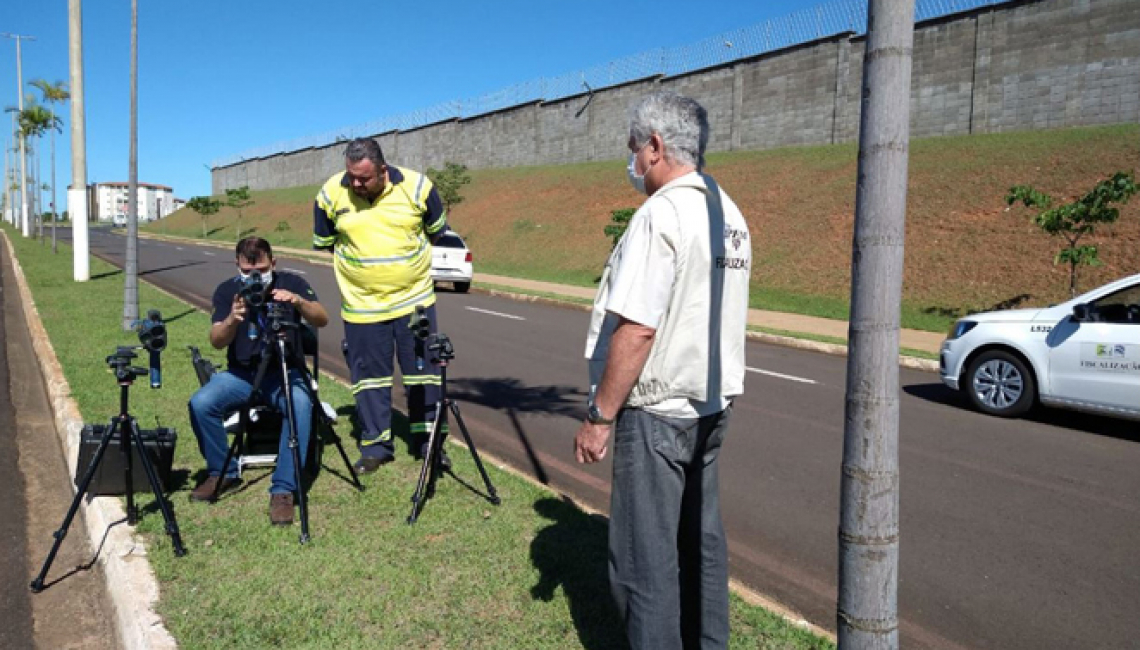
[1071,303,1090,321]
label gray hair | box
[628,92,708,170]
[344,137,386,168]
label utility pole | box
[2,33,36,238]
[123,0,139,329]
[837,1,915,649]
[69,0,90,281]
[3,128,10,225]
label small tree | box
[225,185,254,239]
[1007,171,1138,297]
[425,162,471,211]
[603,208,636,249]
[187,195,222,239]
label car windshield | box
[434,235,465,249]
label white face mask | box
[238,270,273,286]
[626,141,653,195]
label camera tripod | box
[30,347,185,593]
[214,311,361,544]
[408,333,500,524]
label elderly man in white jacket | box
[574,91,752,650]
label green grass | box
[5,225,832,649]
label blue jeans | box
[187,368,312,495]
[609,406,732,650]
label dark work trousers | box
[609,405,733,650]
[343,304,441,459]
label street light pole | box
[68,0,89,281]
[2,33,36,238]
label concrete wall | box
[213,0,1140,193]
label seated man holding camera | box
[188,237,329,526]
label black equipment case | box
[74,424,177,495]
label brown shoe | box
[269,493,294,526]
[190,476,241,502]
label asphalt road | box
[71,227,1140,649]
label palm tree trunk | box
[122,0,139,330]
[837,1,914,648]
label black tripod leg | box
[127,420,186,557]
[122,417,137,524]
[323,419,363,491]
[213,429,244,502]
[449,402,500,505]
[407,408,445,524]
[278,347,310,544]
[30,421,119,592]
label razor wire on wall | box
[214,0,1006,168]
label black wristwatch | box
[586,401,614,425]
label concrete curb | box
[3,232,177,650]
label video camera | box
[239,271,268,308]
[130,309,167,388]
[265,300,297,334]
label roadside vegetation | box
[5,227,831,648]
[151,125,1140,332]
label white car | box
[940,273,1140,420]
[430,231,472,293]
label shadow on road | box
[447,378,586,485]
[139,261,207,277]
[904,382,1140,443]
[530,496,628,650]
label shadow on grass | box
[162,308,197,325]
[922,293,1034,320]
[447,378,586,485]
[903,382,1140,443]
[530,496,628,650]
[91,268,123,280]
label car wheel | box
[964,350,1036,417]
[454,281,470,293]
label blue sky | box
[1,0,817,205]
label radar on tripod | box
[239,271,268,308]
[131,309,167,389]
[133,309,167,352]
[409,305,431,340]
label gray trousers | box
[609,405,732,650]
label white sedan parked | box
[430,231,472,293]
[940,273,1140,420]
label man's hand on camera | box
[271,288,302,306]
[228,294,247,324]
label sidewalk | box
[473,273,945,356]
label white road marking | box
[176,247,184,251]
[203,251,216,256]
[283,268,307,275]
[465,306,526,321]
[746,366,818,385]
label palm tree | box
[31,79,69,253]
[16,102,58,244]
